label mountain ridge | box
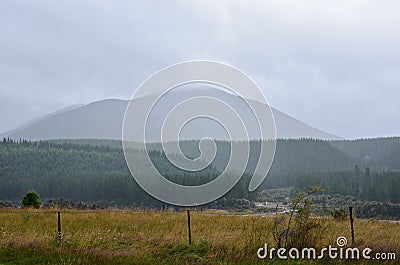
[1,90,342,141]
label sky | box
[0,0,399,139]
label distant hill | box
[331,137,400,170]
[1,87,341,141]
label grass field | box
[0,209,398,264]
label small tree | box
[22,190,41,209]
[273,183,326,249]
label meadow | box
[0,209,398,264]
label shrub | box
[332,208,348,221]
[22,190,41,209]
[273,184,326,249]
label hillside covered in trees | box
[0,137,399,205]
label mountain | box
[1,88,341,141]
[1,99,125,140]
[1,103,84,138]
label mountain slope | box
[1,99,126,140]
[2,89,341,141]
[331,137,400,170]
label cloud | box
[0,0,399,138]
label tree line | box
[0,138,399,205]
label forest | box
[0,137,399,206]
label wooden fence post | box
[57,211,62,241]
[187,209,192,245]
[349,207,354,245]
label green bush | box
[22,190,41,209]
[332,208,348,221]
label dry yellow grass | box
[0,209,398,264]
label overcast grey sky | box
[0,1,399,139]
